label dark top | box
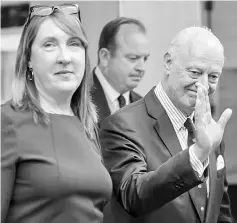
[1,102,112,223]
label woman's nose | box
[57,46,71,64]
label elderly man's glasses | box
[28,4,81,22]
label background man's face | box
[107,24,150,94]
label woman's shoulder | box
[1,100,32,125]
[2,100,15,114]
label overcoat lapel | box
[130,91,142,103]
[145,87,211,222]
[144,87,182,157]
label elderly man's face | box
[164,41,224,115]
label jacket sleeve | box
[217,142,233,223]
[1,111,18,223]
[99,113,203,217]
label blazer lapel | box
[145,87,208,222]
[144,87,182,157]
[130,90,142,103]
[91,69,111,123]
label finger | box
[195,86,205,126]
[204,86,208,112]
[205,92,212,122]
[198,83,209,113]
[195,84,205,113]
[196,83,212,122]
[218,108,232,130]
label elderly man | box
[100,27,233,223]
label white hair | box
[167,26,224,60]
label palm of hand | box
[194,83,232,155]
[195,116,223,153]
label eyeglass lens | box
[30,5,78,18]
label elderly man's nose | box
[198,75,209,90]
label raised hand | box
[193,83,232,162]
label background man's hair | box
[98,17,146,58]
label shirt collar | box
[155,82,194,131]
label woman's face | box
[29,18,86,99]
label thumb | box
[218,108,232,130]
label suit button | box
[198,184,202,188]
[175,184,180,189]
[201,207,204,211]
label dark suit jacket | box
[99,87,232,223]
[91,69,142,124]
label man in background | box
[91,17,150,123]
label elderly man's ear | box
[98,48,111,67]
[164,52,172,74]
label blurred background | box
[1,0,236,221]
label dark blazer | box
[99,87,232,223]
[91,68,142,124]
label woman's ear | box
[98,48,110,67]
[164,52,172,72]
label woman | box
[1,4,112,223]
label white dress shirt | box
[95,67,130,114]
[154,82,209,195]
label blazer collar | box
[144,87,182,156]
[130,91,142,103]
[145,87,220,222]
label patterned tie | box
[118,95,126,108]
[184,118,196,147]
[184,118,207,219]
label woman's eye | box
[43,42,56,48]
[69,41,82,47]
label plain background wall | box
[211,1,237,69]
[213,2,237,185]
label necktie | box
[118,95,126,108]
[184,117,207,217]
[184,118,195,147]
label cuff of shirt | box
[189,145,209,178]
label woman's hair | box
[12,9,98,144]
